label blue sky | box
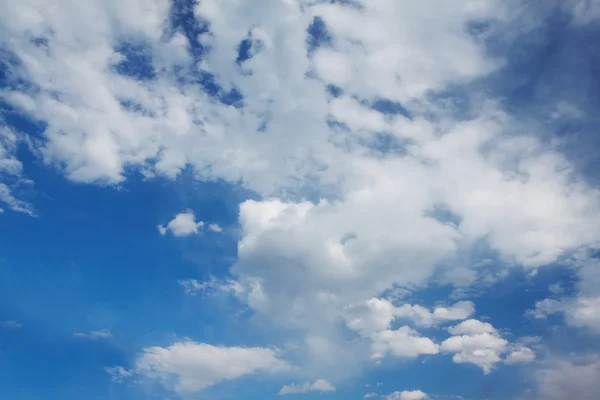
[1,1,600,400]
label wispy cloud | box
[73,329,113,340]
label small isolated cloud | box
[135,341,289,392]
[208,223,223,232]
[73,329,113,340]
[279,379,336,395]
[158,212,204,237]
[0,320,22,329]
[104,366,135,382]
[364,392,378,398]
[386,390,429,400]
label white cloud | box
[386,390,429,400]
[395,301,475,328]
[566,296,600,332]
[2,0,600,389]
[441,320,512,373]
[0,183,34,216]
[158,212,204,237]
[0,320,23,329]
[208,223,223,232]
[364,393,377,398]
[527,298,565,319]
[447,319,496,335]
[73,329,113,339]
[279,379,336,395]
[135,341,289,392]
[371,326,439,359]
[505,346,536,365]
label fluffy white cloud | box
[364,392,377,398]
[158,212,204,237]
[73,329,113,339]
[441,320,510,373]
[278,379,336,395]
[371,326,439,359]
[447,319,496,335]
[386,390,429,400]
[135,341,289,392]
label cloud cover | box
[1,0,599,397]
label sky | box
[1,1,600,399]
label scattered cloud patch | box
[104,366,135,383]
[278,379,336,395]
[208,223,223,232]
[386,390,429,400]
[178,277,244,297]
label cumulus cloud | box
[386,390,429,400]
[134,341,289,392]
[447,319,496,335]
[158,212,204,237]
[371,326,439,359]
[441,320,513,373]
[278,379,336,395]
[73,329,113,339]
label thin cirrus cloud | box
[73,329,113,340]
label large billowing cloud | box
[1,0,600,396]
